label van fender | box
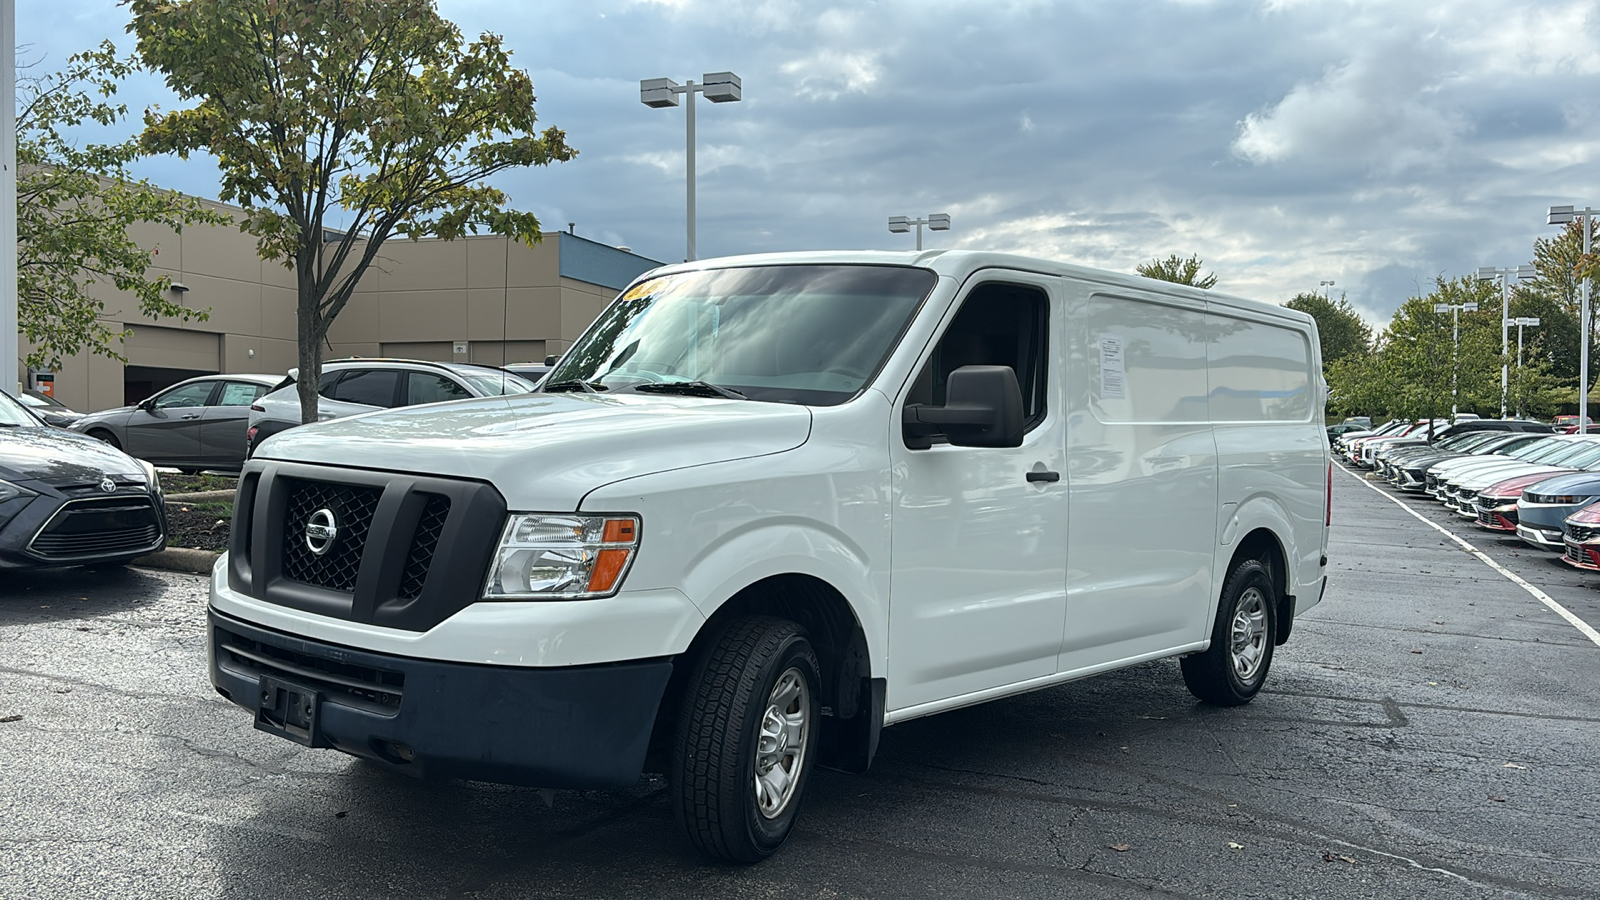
[676,520,887,677]
[1212,494,1296,617]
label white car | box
[245,359,536,456]
[206,250,1330,862]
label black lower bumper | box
[208,609,673,789]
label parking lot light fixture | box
[1319,279,1334,299]
[1549,205,1595,433]
[1434,300,1479,419]
[1477,264,1537,418]
[887,212,951,251]
[639,71,743,262]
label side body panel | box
[1058,288,1220,673]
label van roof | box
[643,250,1315,330]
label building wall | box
[23,199,658,412]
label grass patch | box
[160,473,238,495]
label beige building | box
[24,198,660,412]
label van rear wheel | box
[670,616,821,863]
[1181,558,1277,706]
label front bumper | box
[1516,523,1565,550]
[0,489,166,569]
[208,608,673,788]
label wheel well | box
[1231,528,1293,645]
[648,574,874,772]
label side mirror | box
[902,365,1024,450]
[136,398,155,412]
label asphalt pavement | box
[1,468,1597,899]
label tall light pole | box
[2,0,17,393]
[640,72,743,262]
[887,213,951,251]
[1550,205,1595,433]
[1319,279,1335,299]
[1434,300,1478,419]
[1512,316,1542,417]
[1477,264,1537,419]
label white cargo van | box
[209,251,1330,861]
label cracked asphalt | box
[2,466,1598,899]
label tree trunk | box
[295,250,324,426]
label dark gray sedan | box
[1,391,167,569]
[70,374,281,472]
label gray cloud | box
[17,0,1600,329]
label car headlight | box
[137,460,163,500]
[1541,494,1593,505]
[0,478,38,504]
[483,514,641,599]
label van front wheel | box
[671,616,821,863]
[1181,558,1277,706]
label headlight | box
[0,478,38,504]
[1541,494,1593,505]
[483,514,641,599]
[137,460,163,500]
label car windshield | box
[1535,441,1600,465]
[18,391,65,410]
[545,264,938,406]
[450,368,537,396]
[1559,444,1600,468]
[1508,438,1567,461]
[0,392,43,427]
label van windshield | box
[544,264,937,405]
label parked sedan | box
[70,373,281,472]
[1513,472,1600,550]
[15,389,84,428]
[1,390,167,569]
[245,359,537,457]
[1560,500,1600,570]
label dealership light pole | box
[1550,205,1595,433]
[1512,316,1542,416]
[1477,264,1537,418]
[1319,279,1335,299]
[1434,300,1478,419]
[888,213,951,251]
[2,0,17,392]
[640,72,742,262]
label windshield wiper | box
[541,379,607,394]
[627,381,747,400]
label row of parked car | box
[1335,418,1600,571]
[0,357,553,571]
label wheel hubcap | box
[1230,588,1269,682]
[753,667,810,819]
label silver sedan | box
[70,374,283,472]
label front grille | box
[1566,543,1587,565]
[1458,489,1478,501]
[214,623,403,712]
[398,494,451,600]
[1567,523,1600,542]
[30,496,161,559]
[281,479,382,592]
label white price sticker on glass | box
[1099,336,1126,400]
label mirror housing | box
[902,365,1024,450]
[136,397,155,411]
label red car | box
[1474,471,1569,532]
[1561,500,1600,570]
[1553,415,1594,434]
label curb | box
[165,490,236,503]
[133,547,222,575]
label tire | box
[89,429,121,451]
[671,616,821,863]
[1181,558,1277,706]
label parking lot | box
[2,468,1598,900]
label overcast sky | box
[18,0,1600,326]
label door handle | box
[181,413,202,420]
[1026,470,1060,483]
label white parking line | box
[1339,466,1600,649]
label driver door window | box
[153,382,217,409]
[905,283,1049,443]
[326,370,400,408]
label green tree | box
[1521,222,1587,385]
[1284,291,1372,367]
[128,0,577,422]
[16,42,226,370]
[1377,278,1502,427]
[1135,253,1217,289]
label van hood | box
[255,392,814,510]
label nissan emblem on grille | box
[100,477,116,493]
[305,508,339,556]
